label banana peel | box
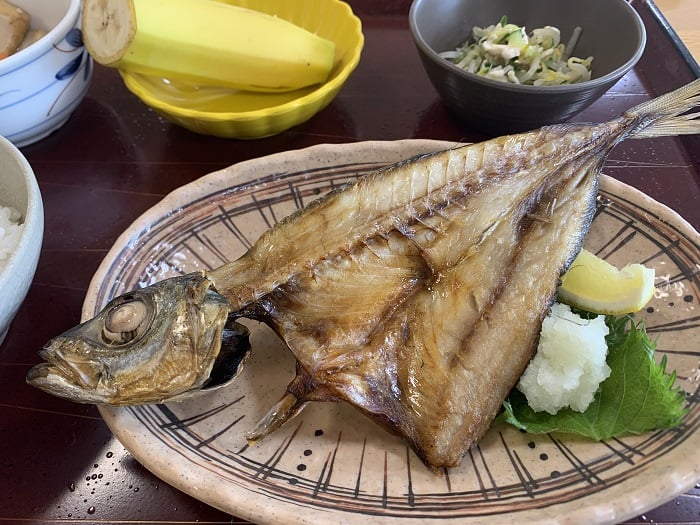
[82,0,336,92]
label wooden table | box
[655,0,700,61]
[2,1,698,524]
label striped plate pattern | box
[86,140,700,525]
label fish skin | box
[26,272,234,404]
[26,80,700,469]
[234,125,606,467]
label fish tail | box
[624,78,700,139]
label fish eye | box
[101,294,154,346]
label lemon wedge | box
[557,249,655,315]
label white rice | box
[0,205,24,271]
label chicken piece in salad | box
[440,16,593,85]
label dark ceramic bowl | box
[409,0,646,135]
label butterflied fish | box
[27,80,700,469]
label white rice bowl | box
[0,135,43,344]
[0,206,24,270]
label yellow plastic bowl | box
[119,0,363,139]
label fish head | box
[26,272,243,405]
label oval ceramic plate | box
[86,140,700,525]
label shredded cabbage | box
[439,16,593,86]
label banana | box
[81,0,336,92]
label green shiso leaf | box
[500,315,687,440]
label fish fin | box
[625,78,700,139]
[246,362,322,444]
[245,391,306,445]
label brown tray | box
[2,0,698,524]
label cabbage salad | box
[440,16,593,85]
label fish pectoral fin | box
[245,390,306,445]
[244,363,314,445]
[246,364,340,445]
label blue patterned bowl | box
[0,0,92,147]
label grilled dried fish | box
[27,272,251,404]
[27,80,700,469]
